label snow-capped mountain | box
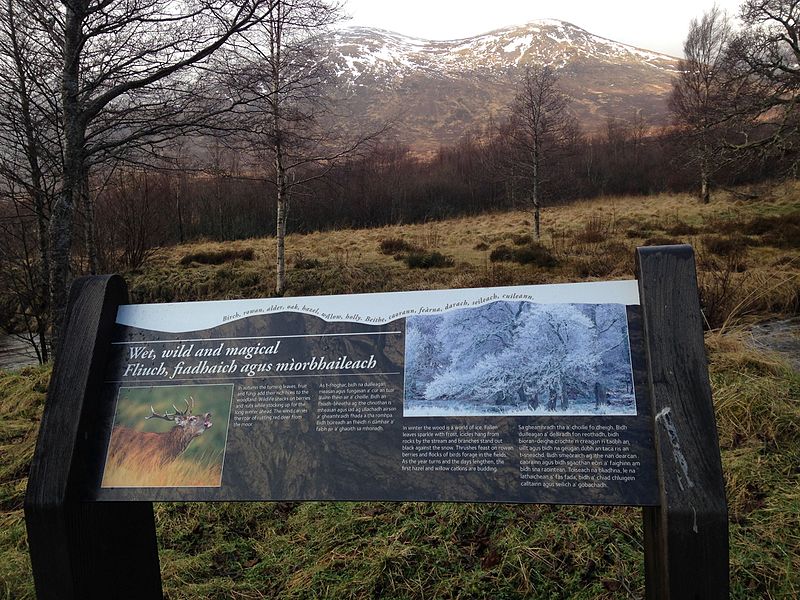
[316,20,680,150]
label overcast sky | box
[340,0,744,57]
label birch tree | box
[47,0,275,347]
[224,0,383,295]
[725,0,800,163]
[670,6,735,204]
[508,65,572,239]
[252,0,341,296]
[0,0,61,362]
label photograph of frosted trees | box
[404,301,636,416]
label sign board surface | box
[82,281,658,505]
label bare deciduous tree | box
[251,0,341,296]
[0,0,61,362]
[222,0,384,295]
[507,65,573,239]
[47,0,276,347]
[725,0,800,164]
[670,6,735,203]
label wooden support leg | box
[25,276,162,599]
[636,245,729,600]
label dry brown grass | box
[129,181,800,329]
[102,451,223,488]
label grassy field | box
[1,183,799,598]
[129,183,799,329]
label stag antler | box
[145,397,195,421]
[145,405,177,421]
[173,397,194,416]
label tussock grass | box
[128,184,800,322]
[665,220,698,236]
[702,234,750,258]
[0,364,48,599]
[0,365,47,513]
[179,247,255,266]
[379,237,420,255]
[2,183,800,598]
[573,215,609,243]
[405,251,454,269]
[490,243,557,268]
[706,334,800,599]
[292,253,323,270]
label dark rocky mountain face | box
[316,20,680,150]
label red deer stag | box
[106,397,212,470]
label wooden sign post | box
[637,246,728,599]
[25,276,162,599]
[24,245,727,599]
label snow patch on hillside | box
[503,34,534,54]
[323,20,680,86]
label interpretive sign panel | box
[26,248,728,600]
[81,280,658,505]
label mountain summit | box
[317,20,680,150]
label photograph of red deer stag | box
[102,384,233,488]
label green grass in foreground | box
[1,337,798,599]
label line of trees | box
[2,0,799,363]
[78,111,780,255]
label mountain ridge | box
[316,20,682,150]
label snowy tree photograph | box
[403,301,636,416]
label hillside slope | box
[317,20,680,149]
